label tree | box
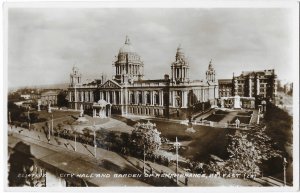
[130,121,162,156]
[57,90,68,107]
[214,125,281,176]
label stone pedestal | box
[48,103,52,113]
[233,95,241,109]
[80,104,84,117]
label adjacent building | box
[218,69,277,108]
[40,90,60,106]
[233,70,277,100]
[67,36,219,118]
[218,79,233,97]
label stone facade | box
[218,70,277,107]
[67,36,219,118]
[40,90,59,106]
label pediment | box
[100,80,121,89]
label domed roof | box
[119,36,135,54]
[97,99,108,107]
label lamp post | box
[173,137,181,185]
[283,157,287,186]
[74,131,77,152]
[48,119,51,142]
[9,111,11,124]
[27,110,31,130]
[51,114,54,135]
[143,145,146,175]
[93,121,97,158]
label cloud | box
[7,8,296,88]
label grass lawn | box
[204,114,226,122]
[215,110,229,115]
[237,111,253,116]
[141,119,230,162]
[230,116,251,124]
[35,110,80,120]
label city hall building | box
[67,36,218,118]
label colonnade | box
[171,66,189,82]
[115,64,142,76]
[69,90,94,103]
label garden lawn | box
[204,114,226,122]
[230,116,251,124]
[35,110,80,120]
[145,119,230,162]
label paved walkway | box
[8,125,263,187]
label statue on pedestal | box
[235,118,240,128]
[37,100,41,112]
[48,103,51,113]
[233,95,241,109]
[80,104,84,117]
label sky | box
[7,8,297,88]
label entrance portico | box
[92,100,112,118]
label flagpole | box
[74,132,77,152]
[143,145,146,175]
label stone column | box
[99,108,103,118]
[256,78,260,96]
[221,98,224,108]
[172,90,176,107]
[90,91,93,102]
[120,90,123,105]
[106,91,110,103]
[113,91,116,104]
[124,88,128,114]
[249,79,252,97]
[69,91,72,102]
[151,91,155,105]
[182,91,187,108]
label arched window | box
[138,92,142,104]
[130,93,135,104]
[155,92,159,105]
[146,92,151,104]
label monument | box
[233,95,241,109]
[37,100,41,111]
[235,118,240,128]
[80,104,84,117]
[76,104,89,123]
[48,103,51,113]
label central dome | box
[119,36,135,53]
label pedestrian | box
[185,176,189,186]
[150,166,153,175]
[160,170,164,177]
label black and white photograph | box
[3,1,299,191]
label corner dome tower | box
[171,44,190,84]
